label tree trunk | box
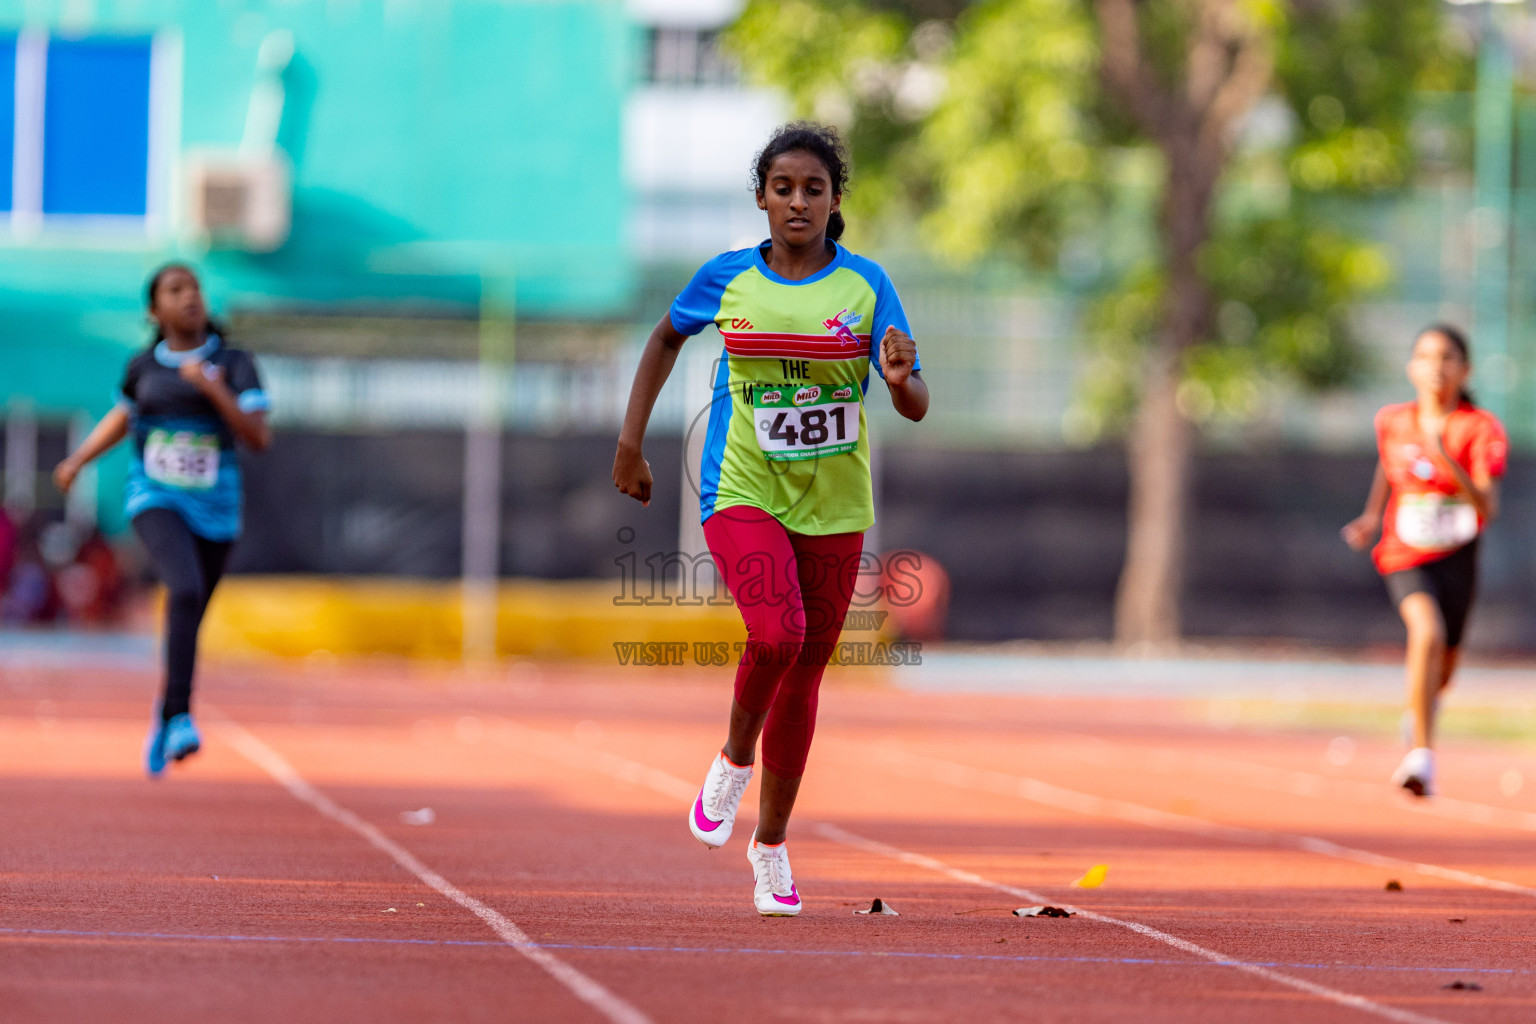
[1096,0,1272,650]
[1113,144,1215,650]
[1114,340,1191,649]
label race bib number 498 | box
[144,429,220,490]
[753,382,861,461]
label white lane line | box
[866,744,1536,899]
[1053,733,1536,835]
[485,718,1455,1023]
[212,714,652,1024]
[496,716,1536,898]
[813,823,1453,1024]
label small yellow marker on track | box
[1072,864,1108,889]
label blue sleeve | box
[667,251,748,336]
[853,258,920,381]
[237,390,271,413]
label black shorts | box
[1383,539,1479,649]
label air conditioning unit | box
[183,151,292,252]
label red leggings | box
[703,506,863,779]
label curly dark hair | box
[752,122,850,241]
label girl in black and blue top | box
[56,265,271,777]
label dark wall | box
[879,447,1535,651]
[237,429,683,582]
[235,431,1536,652]
[0,423,73,517]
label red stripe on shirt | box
[720,331,869,359]
[721,331,871,343]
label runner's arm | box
[615,314,689,506]
[179,360,271,452]
[1340,460,1387,551]
[53,407,131,494]
[1429,433,1499,522]
[880,327,928,422]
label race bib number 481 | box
[144,429,220,490]
[1395,493,1478,552]
[753,382,861,461]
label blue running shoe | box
[144,718,170,779]
[163,713,202,763]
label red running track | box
[2,659,1534,1023]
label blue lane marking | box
[0,926,1520,976]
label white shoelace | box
[756,844,792,894]
[707,760,752,818]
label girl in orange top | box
[1342,325,1507,797]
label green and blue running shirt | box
[669,241,920,535]
[117,333,268,542]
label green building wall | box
[0,0,634,531]
[1,0,633,407]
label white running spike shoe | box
[1392,746,1436,798]
[747,837,801,916]
[688,752,754,848]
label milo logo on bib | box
[752,381,861,462]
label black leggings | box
[132,509,232,722]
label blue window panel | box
[42,37,152,216]
[0,37,15,212]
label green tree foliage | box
[730,0,1469,645]
[728,0,1465,430]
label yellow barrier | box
[199,577,753,661]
